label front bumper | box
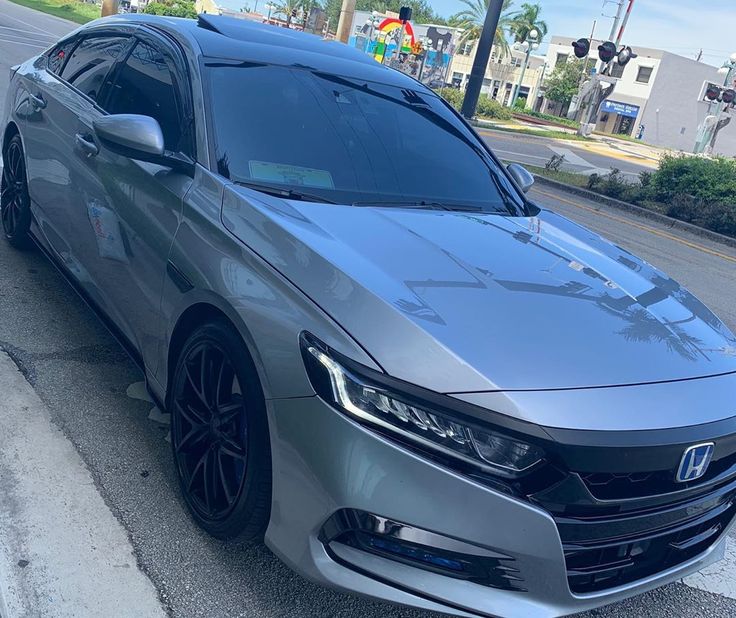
[264,395,733,617]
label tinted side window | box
[47,39,78,75]
[106,41,186,153]
[60,36,129,101]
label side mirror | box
[506,163,535,193]
[94,114,194,175]
[93,114,165,158]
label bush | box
[512,97,527,110]
[144,0,197,18]
[579,160,736,238]
[476,96,513,120]
[664,195,736,237]
[648,155,736,204]
[435,88,513,121]
[545,153,565,172]
[436,87,463,110]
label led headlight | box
[301,334,544,478]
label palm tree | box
[451,0,515,59]
[277,0,302,26]
[509,2,547,43]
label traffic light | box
[398,6,412,21]
[598,41,618,63]
[705,84,721,101]
[291,8,296,17]
[571,38,590,59]
[617,46,637,66]
[722,89,736,104]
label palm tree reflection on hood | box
[612,307,707,363]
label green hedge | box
[583,155,736,238]
[647,155,736,204]
[435,88,513,121]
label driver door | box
[68,33,196,370]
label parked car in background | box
[3,14,736,617]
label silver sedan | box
[2,13,736,618]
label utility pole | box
[694,54,736,154]
[583,0,634,129]
[598,0,625,73]
[460,0,506,119]
[101,0,118,16]
[614,0,635,47]
[509,30,539,109]
[335,0,357,44]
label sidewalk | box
[0,351,166,618]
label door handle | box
[28,93,46,109]
[75,133,99,157]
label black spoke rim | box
[173,342,248,521]
[1,141,28,237]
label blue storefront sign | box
[601,100,640,118]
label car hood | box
[222,187,736,393]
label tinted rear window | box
[207,64,522,212]
[61,36,128,102]
[47,39,77,75]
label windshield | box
[206,62,524,214]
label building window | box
[609,62,625,78]
[636,66,653,83]
[459,41,474,56]
[556,52,569,66]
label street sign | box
[601,99,640,118]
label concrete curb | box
[533,174,736,250]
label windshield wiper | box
[234,180,335,204]
[352,200,484,212]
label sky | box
[223,0,736,67]
[441,0,736,67]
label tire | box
[1,134,33,250]
[169,319,272,540]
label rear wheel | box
[1,135,33,249]
[170,319,271,540]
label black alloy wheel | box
[171,319,271,540]
[1,135,33,249]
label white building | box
[543,36,736,156]
[450,42,546,107]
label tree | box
[509,2,547,43]
[277,0,302,25]
[359,0,445,24]
[544,58,584,108]
[323,0,341,32]
[144,0,197,17]
[451,0,514,58]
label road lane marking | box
[548,146,594,169]
[493,149,550,162]
[0,37,47,48]
[0,31,56,45]
[682,535,736,599]
[0,11,61,36]
[532,188,736,264]
[0,24,56,38]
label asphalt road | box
[480,128,655,179]
[1,2,736,617]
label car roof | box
[102,14,425,89]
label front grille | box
[554,479,736,593]
[580,451,736,500]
